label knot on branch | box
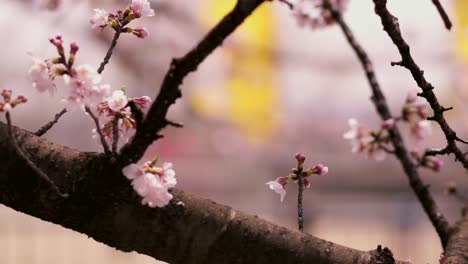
[371,245,395,264]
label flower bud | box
[381,118,395,130]
[133,27,150,39]
[70,42,79,55]
[312,164,329,176]
[295,152,306,164]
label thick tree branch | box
[118,0,266,165]
[323,0,451,247]
[0,123,407,264]
[373,0,468,170]
[444,213,468,263]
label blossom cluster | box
[90,0,154,39]
[343,118,394,161]
[293,0,349,29]
[122,158,176,208]
[29,35,110,110]
[402,91,432,140]
[266,153,328,202]
[95,89,151,144]
[343,91,443,172]
[0,89,27,113]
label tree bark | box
[0,122,410,263]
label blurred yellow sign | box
[455,0,468,61]
[191,1,279,143]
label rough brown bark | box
[0,122,409,264]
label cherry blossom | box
[402,91,432,140]
[107,90,128,112]
[130,0,155,18]
[122,159,176,208]
[90,9,109,31]
[266,177,287,202]
[343,118,393,161]
[63,64,109,109]
[411,120,432,140]
[28,57,56,95]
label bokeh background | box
[1,0,468,263]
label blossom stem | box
[85,106,110,154]
[6,112,68,198]
[112,114,120,153]
[34,108,67,136]
[97,26,122,74]
[297,168,304,232]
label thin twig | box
[112,114,120,153]
[277,0,294,10]
[34,108,67,136]
[166,119,184,128]
[323,0,451,247]
[431,0,452,30]
[97,27,122,74]
[424,146,451,157]
[297,169,304,232]
[85,106,110,154]
[373,0,468,172]
[118,0,266,164]
[6,112,68,198]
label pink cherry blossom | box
[131,0,155,18]
[63,64,108,109]
[28,57,56,95]
[343,118,393,161]
[343,118,373,154]
[107,90,128,112]
[2,103,12,112]
[122,163,145,180]
[411,120,432,140]
[266,178,287,202]
[122,159,177,208]
[90,9,109,31]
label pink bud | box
[70,42,79,55]
[16,95,27,103]
[133,27,150,39]
[1,89,12,100]
[132,95,151,108]
[424,157,444,172]
[49,34,63,47]
[312,164,328,176]
[276,176,288,186]
[295,153,306,163]
[381,118,395,129]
